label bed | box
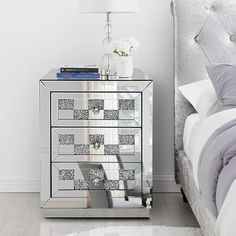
[171,0,236,235]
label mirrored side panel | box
[40,82,51,206]
[142,82,153,196]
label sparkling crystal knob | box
[93,141,101,150]
[93,107,100,114]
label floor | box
[0,193,199,236]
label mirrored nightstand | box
[40,69,153,218]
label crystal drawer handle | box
[93,107,100,114]
[92,141,101,150]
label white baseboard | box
[0,175,179,193]
[0,176,40,192]
[153,175,180,193]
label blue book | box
[57,72,101,79]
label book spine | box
[57,73,101,79]
[60,68,99,73]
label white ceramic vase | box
[115,56,133,78]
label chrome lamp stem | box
[102,12,114,80]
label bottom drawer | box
[52,162,143,208]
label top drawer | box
[51,93,141,127]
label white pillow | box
[178,79,217,119]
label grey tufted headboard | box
[171,0,236,182]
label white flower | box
[128,36,140,50]
[109,40,130,56]
[109,37,139,57]
[118,41,131,55]
[108,41,118,53]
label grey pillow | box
[206,64,236,112]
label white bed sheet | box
[183,109,236,236]
[183,113,201,164]
[191,108,236,189]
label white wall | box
[0,0,176,192]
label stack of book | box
[57,65,100,80]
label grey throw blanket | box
[198,119,236,217]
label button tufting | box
[205,5,215,11]
[194,35,200,43]
[230,34,236,42]
[211,5,215,12]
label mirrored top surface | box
[41,69,153,81]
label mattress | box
[183,113,201,163]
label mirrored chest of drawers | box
[40,69,153,218]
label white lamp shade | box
[78,0,139,13]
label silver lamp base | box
[101,68,117,80]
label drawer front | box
[52,128,141,162]
[52,162,142,200]
[51,92,141,127]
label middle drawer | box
[52,128,141,163]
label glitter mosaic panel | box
[104,110,119,120]
[104,145,119,155]
[119,169,135,180]
[89,169,105,185]
[104,180,119,190]
[119,135,135,145]
[73,110,89,120]
[58,99,74,110]
[59,134,74,145]
[74,180,89,190]
[119,99,135,110]
[89,134,104,145]
[59,169,74,180]
[88,99,104,110]
[74,144,89,155]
